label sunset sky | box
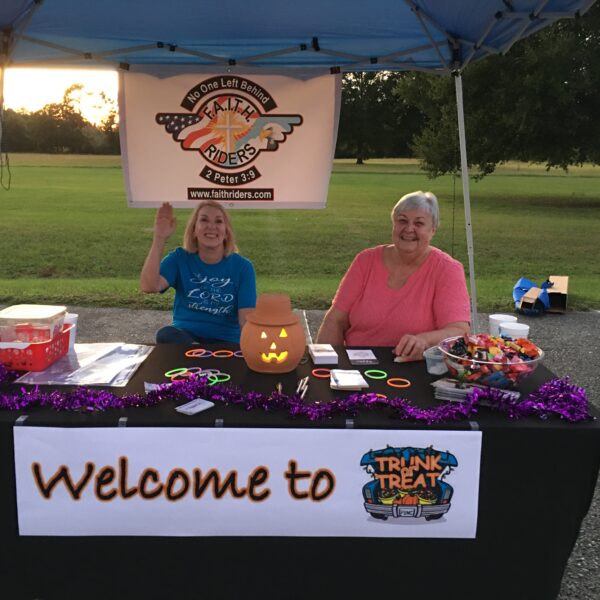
[3,68,119,125]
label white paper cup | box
[423,346,448,376]
[64,313,78,351]
[499,321,530,339]
[489,313,517,336]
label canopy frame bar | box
[406,2,451,73]
[502,0,551,55]
[4,1,596,72]
[14,35,125,68]
[454,72,478,330]
[456,38,501,56]
[10,35,455,73]
[162,46,231,65]
[388,62,445,74]
[461,14,501,68]
[233,45,310,66]
[403,0,459,46]
[18,33,87,59]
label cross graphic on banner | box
[213,111,246,153]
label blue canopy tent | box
[0,0,596,326]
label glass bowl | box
[438,335,544,389]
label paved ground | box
[14,306,600,598]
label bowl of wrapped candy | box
[438,334,544,389]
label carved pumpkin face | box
[259,327,291,364]
[240,293,306,374]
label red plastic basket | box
[0,324,72,371]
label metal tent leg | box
[454,73,478,331]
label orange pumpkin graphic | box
[400,493,419,505]
[240,293,306,373]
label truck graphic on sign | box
[360,445,458,521]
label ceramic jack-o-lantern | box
[240,293,306,374]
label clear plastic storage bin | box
[0,304,67,344]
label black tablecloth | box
[1,345,599,600]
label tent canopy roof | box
[1,0,595,74]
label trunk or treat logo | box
[156,76,302,185]
[361,445,458,522]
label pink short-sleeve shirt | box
[333,245,470,346]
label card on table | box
[346,349,379,365]
[175,398,215,415]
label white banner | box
[14,427,481,537]
[119,67,341,208]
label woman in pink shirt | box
[316,191,470,361]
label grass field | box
[1,154,599,311]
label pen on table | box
[296,376,308,394]
[300,383,308,400]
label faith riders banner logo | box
[156,75,302,186]
[361,445,458,522]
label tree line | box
[2,3,598,178]
[2,84,119,155]
[337,3,600,177]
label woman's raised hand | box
[154,202,177,240]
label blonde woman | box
[140,201,256,343]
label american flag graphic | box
[155,113,201,137]
[156,95,258,154]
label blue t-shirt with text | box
[160,248,257,343]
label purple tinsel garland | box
[0,362,591,423]
[469,377,589,422]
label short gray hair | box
[391,191,439,229]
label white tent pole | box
[0,64,5,155]
[0,63,4,116]
[0,27,11,153]
[454,72,479,331]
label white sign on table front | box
[120,67,341,208]
[14,427,482,537]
